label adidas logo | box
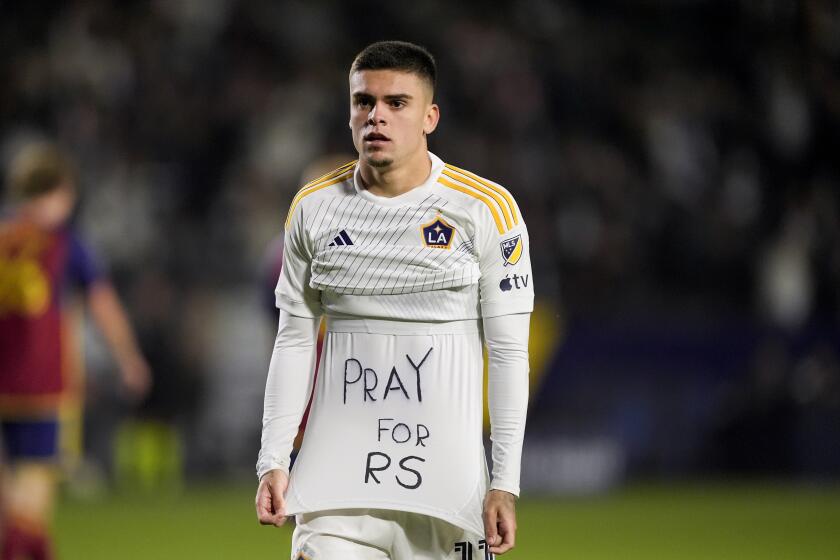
[328,230,354,247]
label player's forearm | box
[257,310,320,479]
[484,312,530,496]
[86,281,145,367]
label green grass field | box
[56,482,840,559]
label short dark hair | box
[350,41,436,92]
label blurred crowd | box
[1,0,838,480]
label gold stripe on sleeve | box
[445,164,518,225]
[301,160,357,189]
[437,176,505,234]
[440,169,513,230]
[285,170,355,228]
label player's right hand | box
[255,469,289,527]
[483,489,517,555]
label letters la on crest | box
[421,216,455,249]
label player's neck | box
[16,202,63,231]
[359,150,432,198]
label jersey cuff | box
[489,480,521,497]
[256,459,290,481]
[275,294,321,318]
[480,299,534,319]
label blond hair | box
[7,143,76,201]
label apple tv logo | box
[499,274,529,292]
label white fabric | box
[259,152,534,536]
[283,319,487,536]
[292,508,487,560]
[257,311,320,478]
[484,313,530,496]
[275,152,534,321]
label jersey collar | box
[353,152,444,207]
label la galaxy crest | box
[500,234,523,266]
[421,216,455,249]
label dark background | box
[2,0,838,489]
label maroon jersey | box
[0,217,102,415]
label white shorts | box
[291,509,493,560]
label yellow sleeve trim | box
[302,160,357,189]
[437,176,505,234]
[285,171,355,228]
[284,162,357,228]
[445,164,518,225]
[441,169,513,230]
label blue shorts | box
[1,419,59,461]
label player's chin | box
[365,153,394,168]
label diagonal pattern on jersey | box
[312,245,479,295]
[309,196,479,296]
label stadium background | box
[2,0,839,557]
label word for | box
[377,418,429,446]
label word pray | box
[343,347,433,404]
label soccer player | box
[0,143,151,559]
[256,41,533,559]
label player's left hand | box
[119,355,152,400]
[483,489,517,555]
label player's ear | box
[423,103,440,135]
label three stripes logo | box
[328,229,354,247]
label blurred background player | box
[0,142,151,560]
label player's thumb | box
[268,474,288,517]
[270,485,285,516]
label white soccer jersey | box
[273,152,533,536]
[277,152,533,322]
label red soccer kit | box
[0,217,101,418]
